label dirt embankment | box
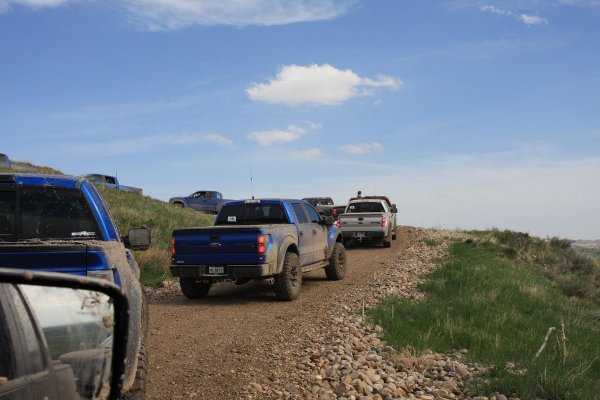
[145,227,480,400]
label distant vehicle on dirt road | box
[169,190,233,214]
[338,196,397,248]
[83,173,143,195]
[303,197,346,218]
[170,199,346,301]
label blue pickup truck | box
[83,173,143,195]
[169,190,233,213]
[170,199,346,300]
[0,173,151,398]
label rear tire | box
[325,242,346,280]
[179,277,211,299]
[274,252,302,301]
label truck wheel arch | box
[277,238,298,275]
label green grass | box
[96,186,214,287]
[423,237,440,247]
[0,161,63,175]
[370,233,600,399]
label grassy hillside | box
[371,230,600,399]
[572,240,600,264]
[0,160,63,175]
[96,186,214,286]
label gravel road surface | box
[145,228,498,400]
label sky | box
[1,0,599,239]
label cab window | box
[292,203,309,224]
[303,204,321,223]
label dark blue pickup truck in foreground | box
[170,199,346,300]
[0,173,150,398]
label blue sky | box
[1,0,599,239]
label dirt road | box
[146,230,415,399]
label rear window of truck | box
[215,204,289,225]
[346,202,385,213]
[0,187,100,240]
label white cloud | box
[557,0,600,6]
[246,64,402,106]
[247,122,320,146]
[172,132,233,146]
[119,0,353,31]
[518,14,548,25]
[479,5,510,16]
[0,0,69,12]
[479,4,548,25]
[49,131,233,157]
[248,129,302,146]
[340,142,383,155]
[288,148,324,159]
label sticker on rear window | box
[71,231,96,237]
[227,216,236,222]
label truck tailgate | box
[339,213,384,231]
[172,226,267,266]
[0,242,108,275]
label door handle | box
[299,231,304,236]
[312,229,318,235]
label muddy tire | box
[325,242,346,280]
[123,343,147,400]
[179,277,211,299]
[274,252,302,301]
[123,287,149,400]
[382,232,392,248]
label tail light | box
[257,234,269,254]
[87,269,114,282]
[381,217,387,228]
[332,208,337,217]
[171,238,176,255]
[336,218,341,228]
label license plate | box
[208,266,224,274]
[354,232,366,238]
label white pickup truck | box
[338,196,397,247]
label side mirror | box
[124,227,151,251]
[0,268,128,400]
[391,204,398,213]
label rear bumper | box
[170,263,273,279]
[342,230,386,241]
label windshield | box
[346,202,385,213]
[215,204,289,225]
[0,187,101,241]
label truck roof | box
[348,196,393,207]
[0,173,83,188]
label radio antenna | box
[249,153,255,199]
